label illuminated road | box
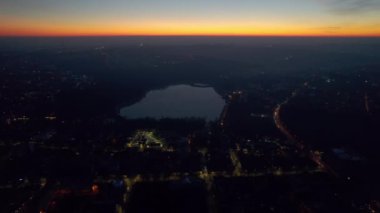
[273,84,338,177]
[229,149,242,176]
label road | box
[273,84,338,177]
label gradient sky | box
[1,0,380,36]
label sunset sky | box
[1,0,380,36]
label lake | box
[120,85,225,121]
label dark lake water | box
[119,85,225,121]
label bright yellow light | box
[1,17,379,37]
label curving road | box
[273,85,338,177]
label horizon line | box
[1,34,380,38]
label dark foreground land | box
[0,37,380,212]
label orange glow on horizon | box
[1,0,380,38]
[2,31,379,37]
[1,20,379,37]
[1,29,379,37]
